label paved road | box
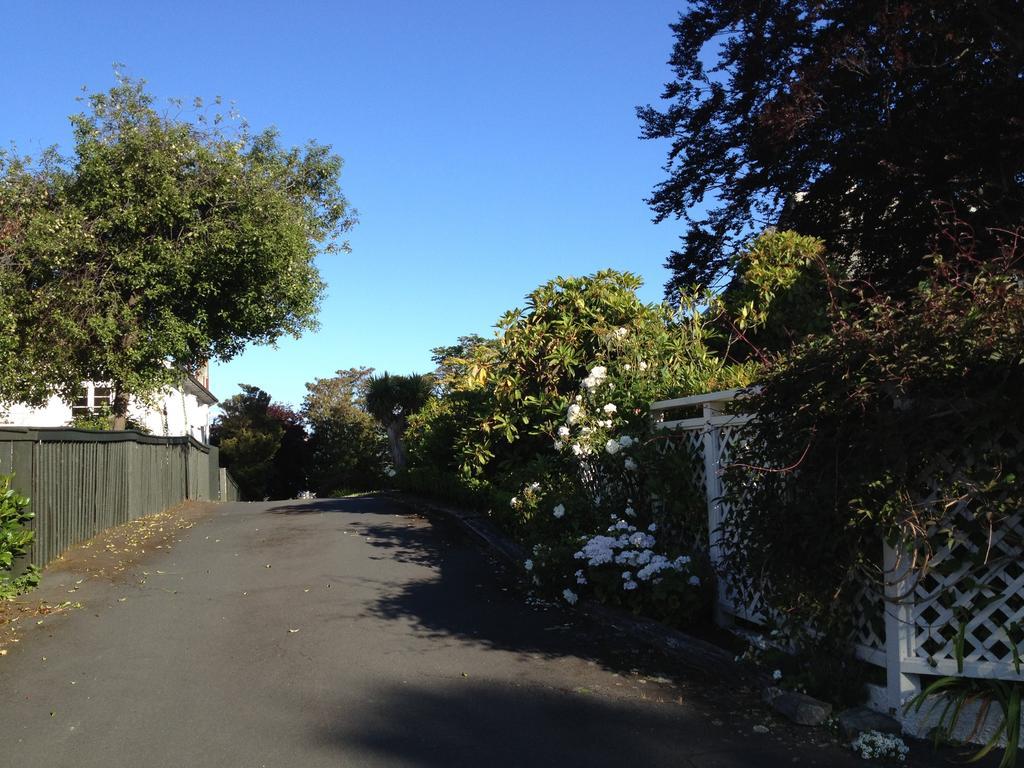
[1,497,869,767]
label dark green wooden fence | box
[0,427,238,566]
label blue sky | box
[2,1,689,410]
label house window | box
[72,384,114,416]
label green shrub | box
[0,474,39,599]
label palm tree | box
[364,372,433,470]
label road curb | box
[383,490,747,681]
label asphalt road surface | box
[1,496,874,767]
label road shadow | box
[307,679,861,768]
[264,496,388,515]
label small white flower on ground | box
[528,482,540,492]
[772,669,782,681]
[524,559,534,571]
[557,425,570,438]
[553,440,564,450]
[605,439,620,455]
[562,588,578,605]
[624,363,632,370]
[638,361,648,371]
[552,504,565,519]
[602,403,617,415]
[850,731,909,762]
[688,575,701,587]
[615,327,628,338]
[624,457,637,471]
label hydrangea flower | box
[772,669,782,681]
[575,570,587,585]
[562,588,578,605]
[624,457,637,471]
[552,503,565,519]
[605,439,621,455]
[617,435,635,449]
[688,575,701,587]
[624,580,638,590]
[524,559,534,571]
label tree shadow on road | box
[307,678,858,768]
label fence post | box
[883,540,920,717]
[702,400,732,626]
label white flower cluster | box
[850,731,909,762]
[581,365,608,391]
[573,515,697,590]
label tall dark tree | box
[639,2,1024,301]
[211,385,307,500]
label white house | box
[0,367,217,443]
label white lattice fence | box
[651,388,1024,726]
[651,389,759,623]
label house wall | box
[0,387,211,443]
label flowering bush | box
[404,269,752,627]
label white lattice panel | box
[908,506,1024,679]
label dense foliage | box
[302,368,387,495]
[721,226,1024,646]
[400,269,755,626]
[0,474,39,599]
[0,74,354,425]
[211,385,307,500]
[639,1,1024,300]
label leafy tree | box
[301,367,374,424]
[466,269,753,475]
[364,373,433,470]
[302,368,387,495]
[211,385,306,500]
[0,74,354,426]
[429,335,497,394]
[639,2,1024,300]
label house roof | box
[182,371,218,406]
